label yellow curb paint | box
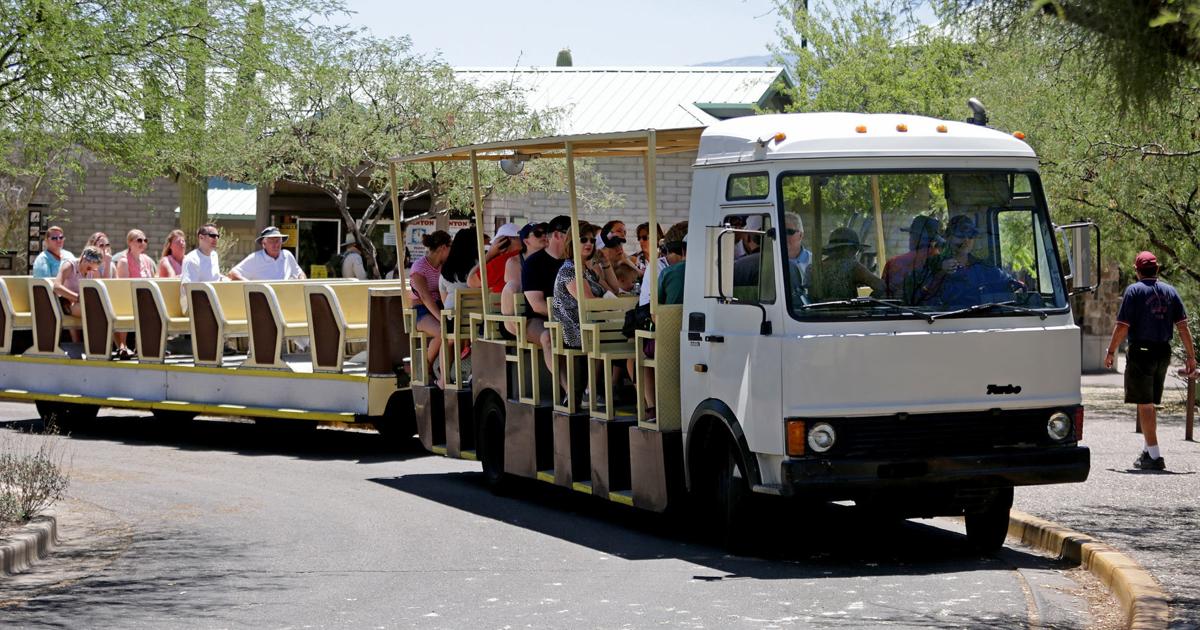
[1009,510,1170,630]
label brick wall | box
[484,151,696,233]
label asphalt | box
[1013,359,1200,629]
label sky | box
[336,0,788,67]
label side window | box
[726,172,769,201]
[728,212,776,304]
[996,210,1042,291]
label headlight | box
[807,422,836,453]
[1047,412,1072,441]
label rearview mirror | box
[1055,221,1101,296]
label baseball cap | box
[546,215,572,233]
[901,215,944,247]
[518,222,546,240]
[1135,251,1158,270]
[494,223,520,239]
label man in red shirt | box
[883,215,943,303]
[470,223,521,294]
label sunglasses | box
[580,236,594,244]
[133,237,147,243]
[201,232,220,239]
[637,235,649,241]
[786,229,801,236]
[529,229,545,238]
[48,235,65,241]
[96,242,109,248]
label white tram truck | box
[396,107,1097,551]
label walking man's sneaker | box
[1133,451,1166,471]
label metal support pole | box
[645,130,658,317]
[470,151,490,314]
[388,162,411,311]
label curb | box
[1009,510,1169,630]
[0,515,57,576]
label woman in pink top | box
[52,246,103,342]
[116,229,156,279]
[158,229,186,277]
[410,230,451,386]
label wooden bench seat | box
[27,278,80,356]
[580,296,638,419]
[438,289,484,390]
[635,304,683,429]
[0,276,33,353]
[243,280,358,370]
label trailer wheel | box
[964,487,1014,553]
[35,401,98,433]
[475,394,510,494]
[374,390,417,448]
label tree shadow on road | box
[0,414,424,465]
[370,471,1071,582]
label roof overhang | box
[390,127,705,164]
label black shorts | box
[1125,342,1171,404]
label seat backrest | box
[100,278,137,318]
[581,296,637,348]
[267,282,308,324]
[213,281,247,321]
[330,281,402,326]
[156,279,184,318]
[3,277,32,314]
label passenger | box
[593,222,631,294]
[550,223,606,397]
[340,234,368,280]
[500,222,547,337]
[410,230,451,385]
[913,215,1020,308]
[228,226,305,281]
[808,227,884,301]
[523,215,571,371]
[157,229,186,277]
[51,246,103,343]
[784,213,813,278]
[439,227,478,311]
[180,223,223,312]
[728,215,749,259]
[633,222,663,272]
[641,221,689,414]
[85,232,114,278]
[115,229,156,278]
[32,226,74,279]
[883,215,943,303]
[468,222,520,295]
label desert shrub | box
[0,432,71,527]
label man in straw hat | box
[228,226,305,281]
[340,233,368,280]
[1104,250,1195,471]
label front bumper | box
[778,446,1089,498]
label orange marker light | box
[786,419,806,456]
[855,125,867,134]
[936,124,948,133]
[896,123,908,132]
[773,132,787,143]
[1013,131,1026,140]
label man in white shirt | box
[179,223,223,311]
[340,234,368,279]
[228,226,305,281]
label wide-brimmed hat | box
[256,226,288,244]
[342,233,360,248]
[823,227,865,253]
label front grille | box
[820,408,1072,459]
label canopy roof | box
[390,127,704,164]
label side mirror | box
[707,226,738,300]
[1055,221,1101,296]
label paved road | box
[1016,381,1200,630]
[0,402,1107,629]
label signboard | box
[404,218,471,262]
[27,203,47,270]
[310,264,328,278]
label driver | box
[911,215,1020,308]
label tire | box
[695,428,752,550]
[374,390,417,449]
[35,401,99,433]
[475,394,510,494]
[965,487,1014,553]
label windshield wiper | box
[929,300,1048,321]
[799,297,934,323]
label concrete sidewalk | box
[1014,376,1199,629]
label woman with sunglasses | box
[115,229,157,279]
[157,229,187,277]
[52,246,103,343]
[86,232,114,278]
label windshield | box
[777,170,1067,320]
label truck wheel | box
[374,390,417,449]
[706,432,751,550]
[35,401,98,433]
[475,394,510,494]
[965,487,1014,553]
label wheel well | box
[685,401,761,492]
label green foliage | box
[773,0,972,118]
[0,431,71,526]
[939,0,1200,108]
